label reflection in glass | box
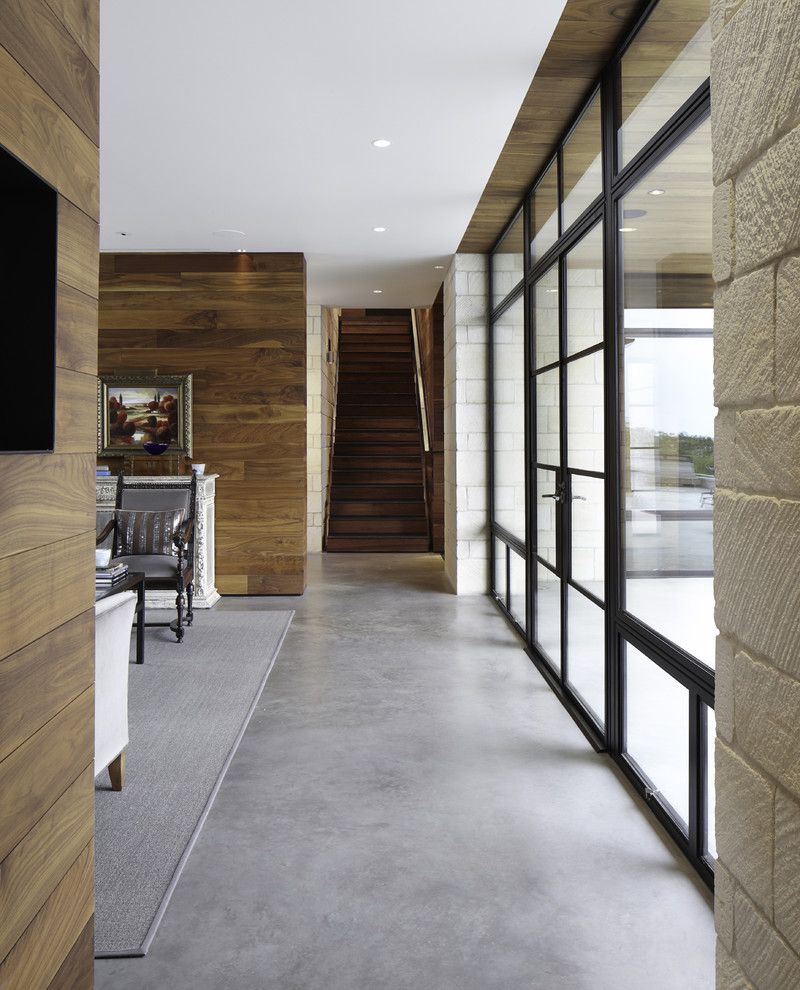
[509,550,526,629]
[536,369,560,466]
[492,296,526,543]
[567,588,605,725]
[625,643,689,825]
[571,475,605,601]
[536,469,558,568]
[566,223,604,357]
[620,117,715,668]
[568,351,604,473]
[494,538,507,603]
[530,159,559,263]
[563,91,603,229]
[534,265,559,368]
[619,0,711,168]
[535,563,560,670]
[706,707,716,860]
[491,211,524,308]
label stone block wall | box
[711,0,800,986]
[444,255,489,594]
[307,304,341,551]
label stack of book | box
[96,466,112,478]
[96,562,129,588]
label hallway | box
[96,554,714,990]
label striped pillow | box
[116,509,185,557]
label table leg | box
[136,580,145,664]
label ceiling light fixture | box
[372,226,387,233]
[371,138,391,148]
[619,227,637,233]
[434,265,445,270]
[373,289,383,294]
[545,288,559,294]
[212,228,246,236]
[648,188,666,196]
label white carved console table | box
[96,474,220,608]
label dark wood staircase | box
[326,312,430,552]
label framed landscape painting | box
[97,373,193,456]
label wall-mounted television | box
[0,144,58,453]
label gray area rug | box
[94,609,293,958]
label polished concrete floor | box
[96,553,714,990]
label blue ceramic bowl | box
[142,441,169,455]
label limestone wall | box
[711,0,800,985]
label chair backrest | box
[112,475,197,557]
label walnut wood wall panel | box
[0,0,98,983]
[459,0,644,251]
[99,253,308,595]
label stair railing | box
[410,309,433,551]
[322,317,341,550]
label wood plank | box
[0,687,93,862]
[0,610,94,763]
[0,532,94,662]
[0,841,93,990]
[0,453,94,559]
[57,282,98,375]
[0,0,99,143]
[54,369,97,454]
[0,767,93,961]
[44,0,99,69]
[58,198,99,297]
[46,918,94,990]
[0,46,97,219]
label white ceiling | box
[100,0,565,308]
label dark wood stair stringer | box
[325,312,431,553]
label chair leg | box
[108,751,125,791]
[175,588,185,642]
[186,582,194,626]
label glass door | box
[531,223,606,730]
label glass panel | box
[492,296,526,542]
[620,117,715,668]
[494,538,507,603]
[571,475,605,601]
[567,351,604,472]
[536,469,558,568]
[535,563,560,669]
[625,643,689,825]
[534,264,560,369]
[530,159,559,263]
[509,550,526,629]
[566,223,604,357]
[567,588,605,725]
[562,91,603,229]
[619,0,711,168]
[706,706,716,860]
[535,368,560,467]
[491,211,524,308]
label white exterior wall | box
[444,254,489,594]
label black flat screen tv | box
[0,144,58,453]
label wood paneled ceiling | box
[459,0,646,252]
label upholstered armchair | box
[95,590,137,790]
[96,474,197,642]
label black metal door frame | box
[488,0,715,887]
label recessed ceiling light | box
[619,226,637,233]
[434,265,445,270]
[373,289,383,294]
[545,288,558,294]
[624,208,647,220]
[371,139,391,148]
[237,248,247,253]
[372,226,387,233]
[648,188,666,196]
[212,228,246,237]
